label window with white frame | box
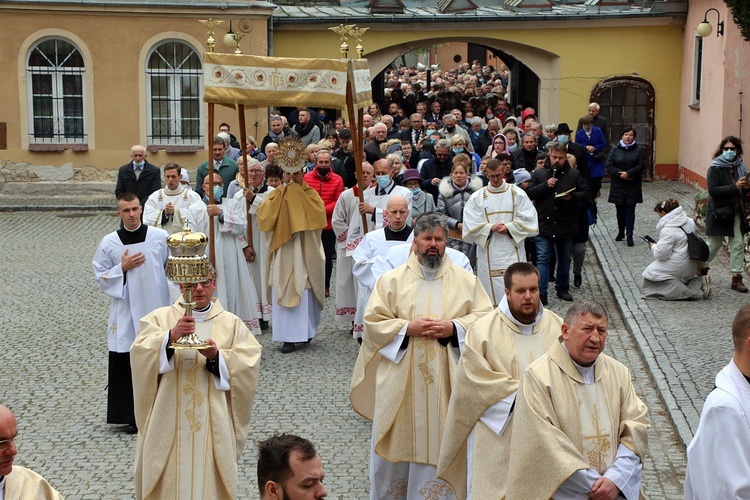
[27,38,86,144]
[692,34,704,107]
[146,40,203,146]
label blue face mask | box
[452,147,463,154]
[508,143,518,152]
[318,115,326,121]
[557,134,569,144]
[723,149,737,162]
[213,186,224,200]
[410,187,421,194]
[426,129,435,137]
[376,175,391,188]
[133,161,145,167]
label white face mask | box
[133,160,145,167]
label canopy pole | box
[207,102,216,267]
[238,104,254,259]
[347,82,368,234]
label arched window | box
[27,37,86,144]
[146,40,202,146]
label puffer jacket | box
[642,206,698,282]
[606,142,646,205]
[437,175,483,257]
[304,167,344,230]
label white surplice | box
[351,227,414,339]
[332,187,365,323]
[235,186,274,321]
[462,182,538,305]
[143,187,208,236]
[363,183,413,231]
[92,226,171,352]
[199,197,261,333]
[685,360,750,500]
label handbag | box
[680,227,710,261]
[712,205,734,222]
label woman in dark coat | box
[606,127,646,246]
[704,135,750,293]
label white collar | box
[123,223,142,233]
[562,342,597,384]
[498,295,543,335]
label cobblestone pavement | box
[0,199,687,498]
[592,181,737,449]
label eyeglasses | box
[435,153,450,158]
[0,434,21,452]
[723,146,737,151]
[197,278,215,287]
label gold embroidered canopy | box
[203,53,372,110]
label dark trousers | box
[615,204,636,235]
[322,229,336,290]
[590,176,603,199]
[107,351,135,425]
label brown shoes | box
[732,274,749,293]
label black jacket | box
[706,161,749,237]
[606,143,645,205]
[115,161,161,206]
[512,147,538,172]
[527,161,590,238]
[420,157,453,201]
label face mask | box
[452,148,463,154]
[426,129,435,137]
[181,182,191,190]
[213,186,224,200]
[318,115,326,121]
[723,150,737,162]
[557,134,569,144]
[486,114,494,119]
[508,143,518,152]
[410,187,421,194]
[376,175,391,188]
[317,167,330,177]
[133,161,145,167]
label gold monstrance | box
[166,222,212,349]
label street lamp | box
[697,8,724,38]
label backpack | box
[680,227,710,261]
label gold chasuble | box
[438,308,562,499]
[4,466,64,499]
[350,253,493,466]
[506,340,649,500]
[257,180,326,308]
[131,300,262,500]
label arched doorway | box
[591,76,656,179]
[365,37,559,123]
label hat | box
[180,170,190,184]
[386,143,402,155]
[402,169,421,183]
[556,122,573,135]
[505,116,518,125]
[513,169,531,185]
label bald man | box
[351,196,413,340]
[0,405,64,499]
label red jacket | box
[304,167,344,230]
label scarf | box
[268,130,285,142]
[618,139,638,150]
[294,120,315,138]
[711,154,748,179]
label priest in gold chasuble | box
[506,301,649,500]
[131,269,262,500]
[350,214,493,500]
[437,262,562,499]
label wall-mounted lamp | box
[697,8,725,38]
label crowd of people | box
[6,61,750,499]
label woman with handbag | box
[643,198,706,300]
[704,136,750,292]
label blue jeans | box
[535,235,573,294]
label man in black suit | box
[115,145,161,207]
[400,113,425,148]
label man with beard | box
[437,263,563,499]
[293,108,321,146]
[351,213,492,500]
[527,142,590,305]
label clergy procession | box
[5,64,749,498]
